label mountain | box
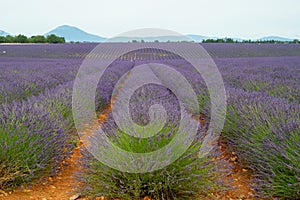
[186,34,210,42]
[259,36,294,41]
[45,25,106,42]
[0,30,10,36]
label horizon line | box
[1,24,299,40]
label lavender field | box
[0,43,299,199]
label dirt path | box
[0,143,83,200]
[212,141,256,200]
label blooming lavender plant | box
[0,85,74,189]
[222,88,300,199]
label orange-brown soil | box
[210,141,256,200]
[0,142,83,200]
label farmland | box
[0,43,299,199]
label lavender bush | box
[0,85,74,189]
[222,89,300,199]
[0,44,85,190]
[81,139,220,200]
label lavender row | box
[1,43,300,59]
[222,88,300,198]
[0,81,75,189]
[0,57,82,103]
[215,56,300,103]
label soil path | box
[0,143,83,200]
[211,141,256,199]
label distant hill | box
[0,30,10,36]
[259,36,294,42]
[44,25,106,42]
[186,34,210,42]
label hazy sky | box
[1,0,299,39]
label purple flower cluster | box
[0,44,91,189]
[222,88,300,198]
[215,56,300,103]
[202,43,300,58]
[0,57,82,103]
[0,82,74,189]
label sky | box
[1,0,300,39]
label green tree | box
[5,35,15,43]
[0,36,6,43]
[225,38,234,43]
[15,34,28,43]
[29,35,47,43]
[46,34,65,44]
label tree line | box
[0,34,65,44]
[202,38,299,44]
[129,38,299,44]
